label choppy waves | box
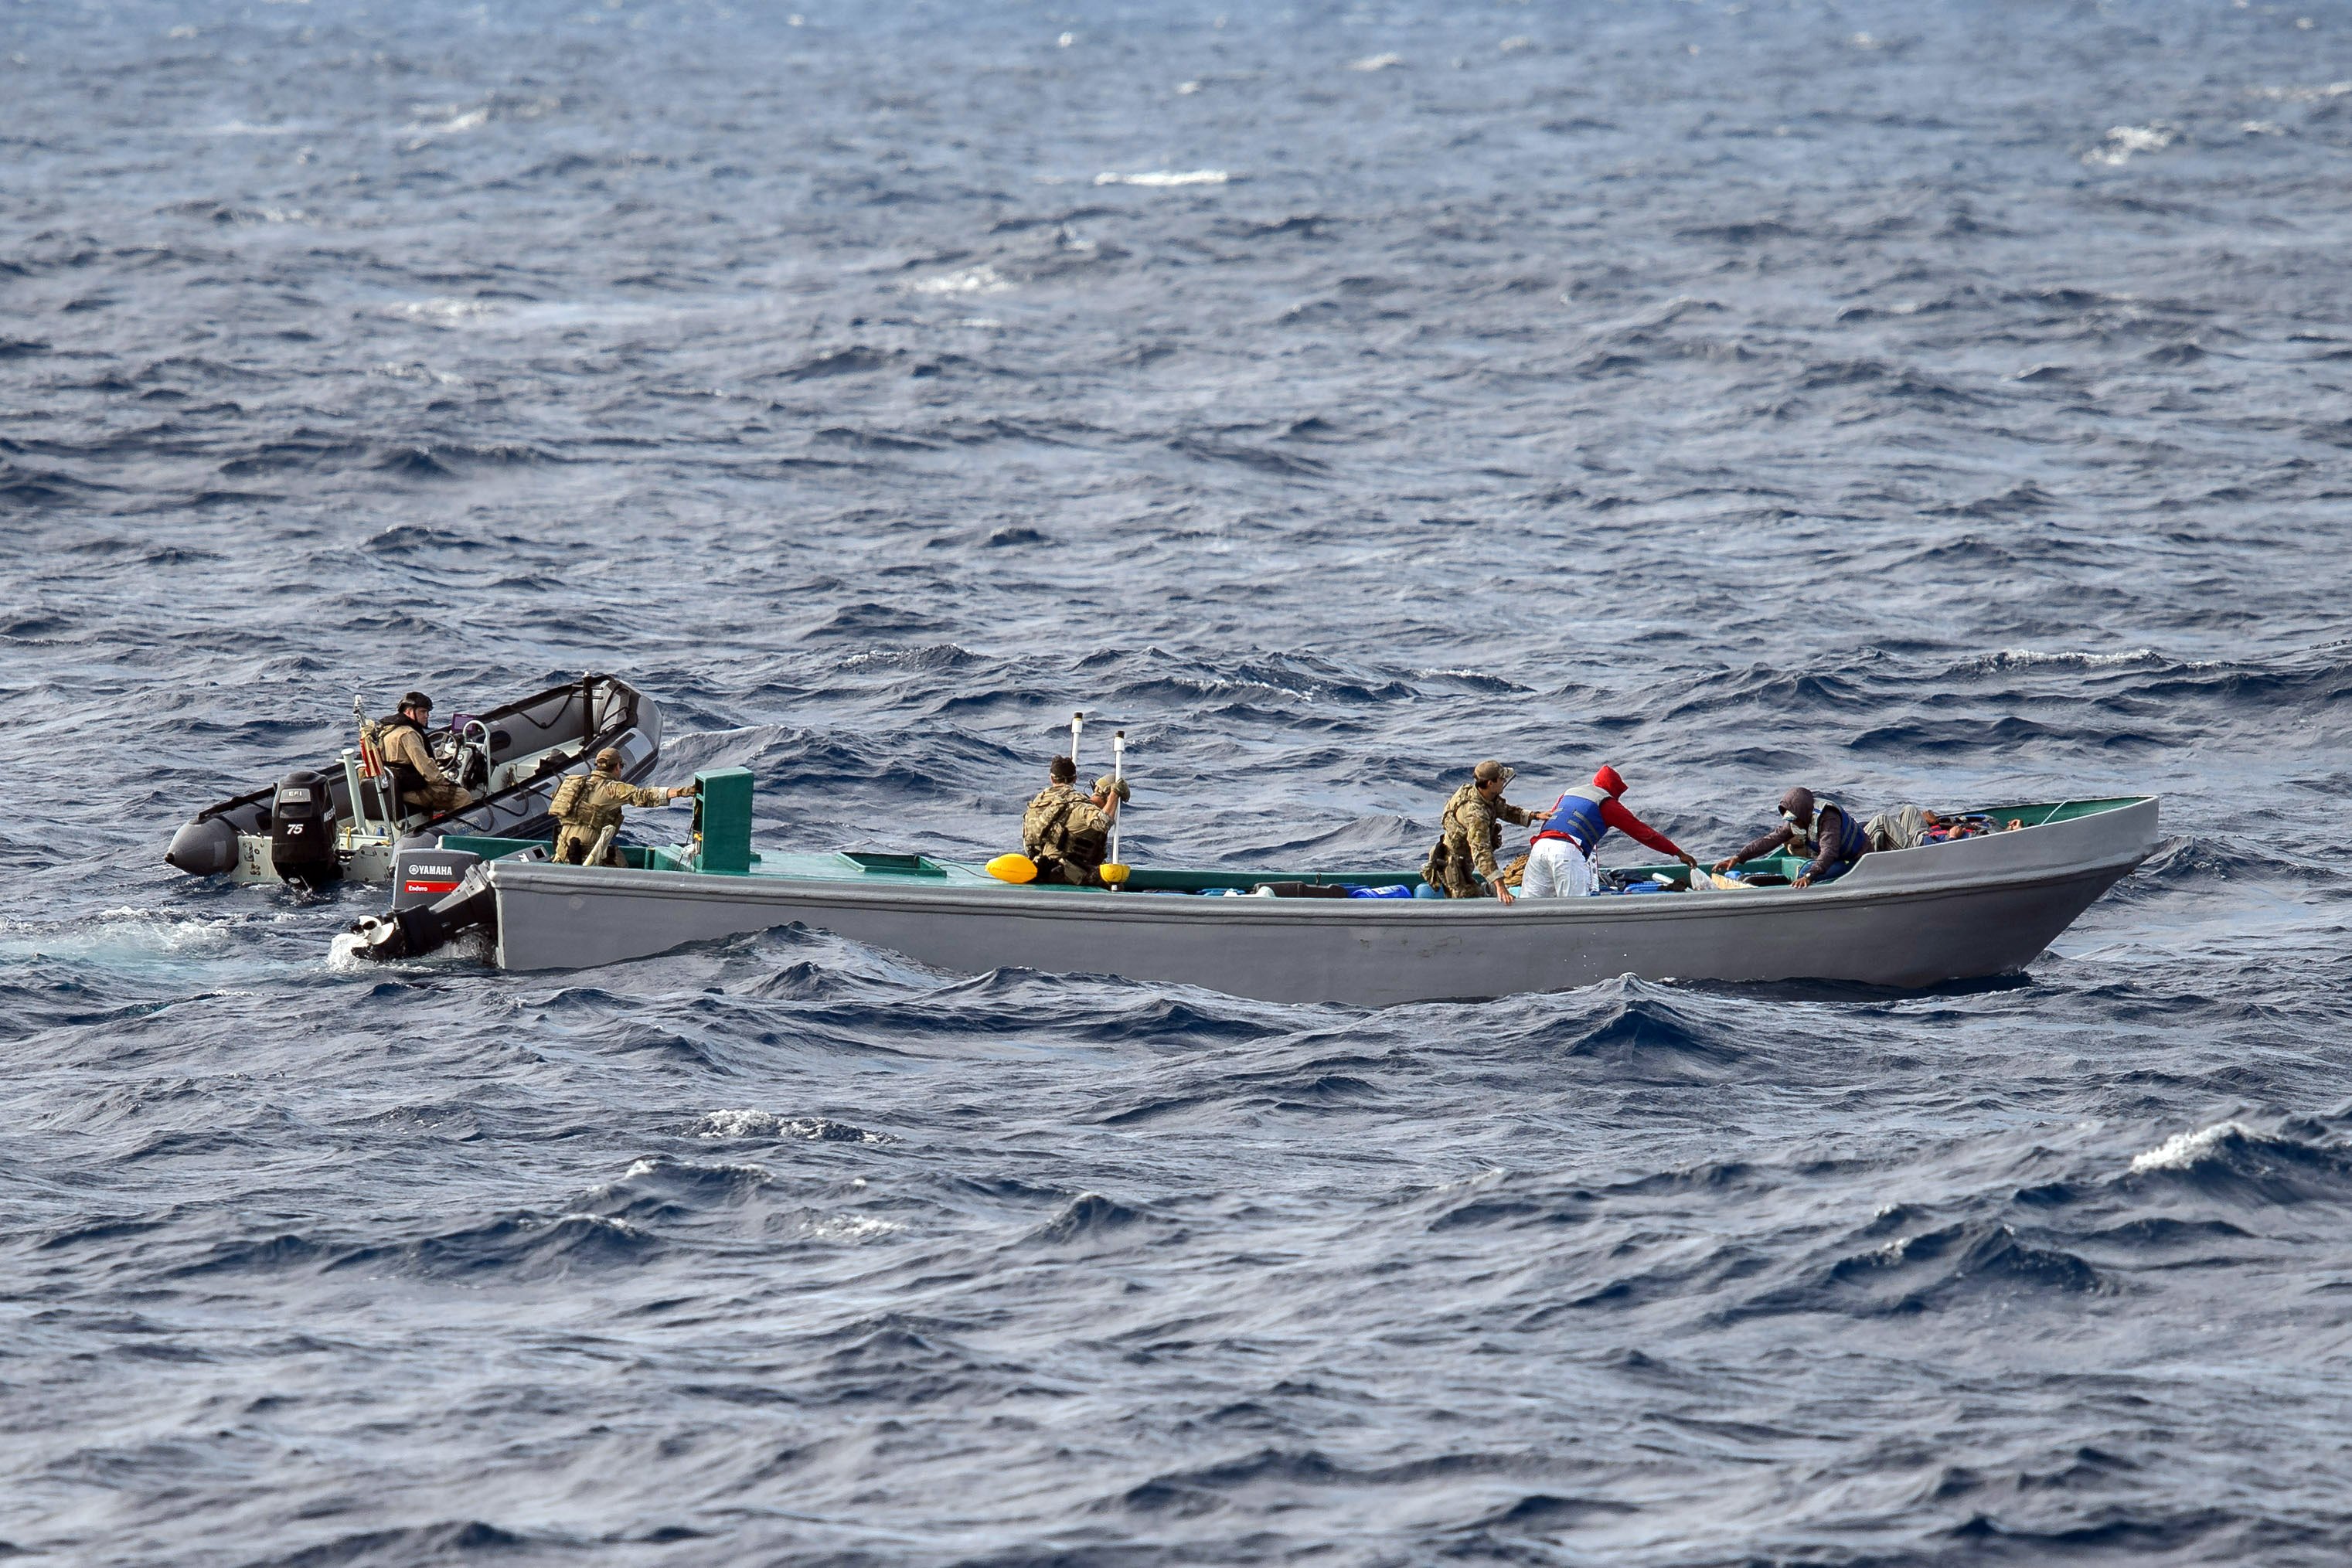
[6,0,2352,1562]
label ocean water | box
[5,0,2352,1561]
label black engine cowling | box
[268,768,340,885]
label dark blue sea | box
[6,0,2351,1561]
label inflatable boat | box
[349,774,2158,1002]
[165,674,661,886]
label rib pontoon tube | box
[166,674,659,884]
[375,792,2159,1005]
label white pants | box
[1521,838,1595,898]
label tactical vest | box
[1790,798,1869,863]
[553,771,625,832]
[1533,784,1612,853]
[550,772,592,822]
[1425,784,1494,888]
[1022,785,1083,859]
[1440,784,1496,846]
[376,713,428,793]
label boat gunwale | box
[482,795,2159,927]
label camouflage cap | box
[1094,775,1131,803]
[594,747,624,772]
[1472,759,1514,784]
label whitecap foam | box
[2248,80,2352,103]
[1093,169,1230,187]
[544,1212,647,1239]
[325,923,492,974]
[1350,53,1404,71]
[372,361,469,387]
[696,1111,888,1144]
[698,1110,781,1138]
[620,1155,768,1180]
[587,1156,772,1201]
[808,1214,904,1243]
[2129,1120,2272,1174]
[1974,647,2171,672]
[384,298,498,326]
[407,104,491,136]
[2083,123,2178,167]
[905,264,1009,296]
[2,907,252,968]
[1431,1166,1507,1196]
[91,908,239,953]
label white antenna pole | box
[1111,729,1126,865]
[351,692,378,835]
[1069,710,1084,774]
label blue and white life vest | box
[1791,798,1870,864]
[1533,783,1612,854]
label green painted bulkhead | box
[690,767,755,873]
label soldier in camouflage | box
[1021,755,1126,887]
[1424,759,1547,904]
[374,691,476,818]
[551,747,696,866]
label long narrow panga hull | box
[384,794,2159,1004]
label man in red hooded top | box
[1520,766,1696,899]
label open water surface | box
[5,0,2352,1561]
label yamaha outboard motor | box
[390,847,482,910]
[349,865,498,962]
[269,769,340,886]
[348,845,528,962]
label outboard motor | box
[269,769,340,886]
[391,847,482,910]
[349,866,497,962]
[348,845,529,962]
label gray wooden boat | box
[350,775,2158,1003]
[166,674,659,885]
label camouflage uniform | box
[376,717,473,816]
[1022,781,1113,887]
[1424,782,1538,899]
[552,770,673,866]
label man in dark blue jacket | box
[1714,787,1870,888]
